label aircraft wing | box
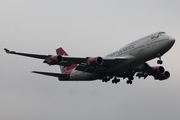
[4,48,135,72]
[4,48,49,59]
[62,56,134,64]
[4,48,90,63]
[75,56,135,73]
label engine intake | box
[151,66,165,75]
[88,57,103,66]
[49,55,63,65]
[155,71,170,80]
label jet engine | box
[151,66,165,75]
[154,71,170,80]
[48,55,63,65]
[88,57,103,66]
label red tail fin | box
[56,47,68,56]
[56,47,77,73]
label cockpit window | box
[159,32,165,35]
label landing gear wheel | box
[129,80,132,84]
[112,80,118,84]
[112,77,120,84]
[126,80,132,84]
[102,76,110,82]
[157,60,163,64]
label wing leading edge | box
[4,48,49,59]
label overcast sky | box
[1,0,180,120]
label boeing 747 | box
[4,32,175,84]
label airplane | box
[4,32,175,84]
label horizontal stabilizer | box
[32,71,68,77]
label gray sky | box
[1,0,180,120]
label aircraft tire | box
[157,60,163,64]
[127,80,132,84]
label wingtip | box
[4,48,10,53]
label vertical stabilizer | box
[56,47,77,73]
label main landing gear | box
[102,76,110,82]
[126,80,132,84]
[126,76,134,85]
[112,76,120,84]
[101,75,134,85]
[112,76,134,85]
[157,54,163,64]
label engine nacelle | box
[154,71,170,80]
[49,55,63,65]
[88,57,103,66]
[151,66,165,75]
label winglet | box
[4,48,10,53]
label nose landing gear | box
[157,54,163,64]
[157,60,163,64]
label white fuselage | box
[69,32,175,81]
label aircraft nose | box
[169,36,175,43]
[168,36,175,46]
